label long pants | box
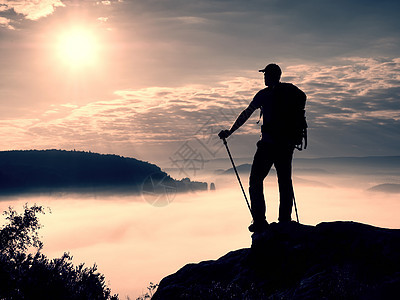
[249,140,294,223]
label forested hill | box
[0,150,206,195]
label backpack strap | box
[294,125,308,151]
[256,107,263,124]
[304,127,307,150]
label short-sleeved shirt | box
[250,82,306,143]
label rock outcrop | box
[153,221,400,299]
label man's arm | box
[219,104,257,139]
[230,104,257,134]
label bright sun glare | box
[57,29,98,67]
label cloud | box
[0,16,14,29]
[112,0,400,64]
[96,0,122,6]
[173,16,208,25]
[5,178,400,297]
[99,0,111,5]
[97,16,108,23]
[289,58,400,124]
[1,57,399,162]
[54,0,397,93]
[0,0,64,21]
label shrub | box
[0,204,119,300]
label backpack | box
[258,83,308,150]
[293,109,308,151]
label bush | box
[0,204,119,300]
[135,282,158,299]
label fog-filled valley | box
[1,156,399,297]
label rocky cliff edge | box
[153,221,400,299]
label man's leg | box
[249,142,273,224]
[275,145,294,223]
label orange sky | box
[1,1,399,298]
[0,0,399,169]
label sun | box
[57,28,99,67]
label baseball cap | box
[259,63,281,74]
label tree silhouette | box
[0,204,119,300]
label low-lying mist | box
[0,170,398,298]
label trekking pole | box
[293,194,299,223]
[292,186,300,223]
[222,138,253,218]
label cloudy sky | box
[1,0,399,169]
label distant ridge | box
[294,156,400,175]
[222,163,253,175]
[221,164,330,176]
[0,150,207,196]
[202,156,400,175]
[296,155,400,166]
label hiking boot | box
[278,216,292,224]
[278,219,292,224]
[248,220,269,233]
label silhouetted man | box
[219,64,306,233]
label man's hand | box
[218,129,231,139]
